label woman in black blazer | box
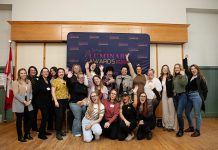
[159,65,177,131]
[36,67,53,140]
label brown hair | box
[92,75,104,96]
[173,63,183,76]
[136,92,149,117]
[108,89,118,103]
[160,65,172,79]
[190,64,206,81]
[72,64,82,75]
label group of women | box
[12,54,208,142]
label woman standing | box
[82,92,105,142]
[126,53,147,98]
[159,65,177,131]
[12,68,33,142]
[173,63,188,137]
[102,66,116,92]
[136,92,154,140]
[50,66,57,84]
[28,66,39,132]
[36,67,52,140]
[183,57,208,137]
[51,68,69,140]
[101,89,120,140]
[118,86,138,141]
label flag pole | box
[4,40,12,123]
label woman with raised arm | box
[126,53,147,98]
[183,56,208,137]
[82,92,105,142]
[118,86,138,141]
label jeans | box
[173,93,187,131]
[185,91,202,130]
[69,102,86,135]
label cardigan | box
[159,75,174,98]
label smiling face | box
[121,67,127,76]
[90,92,99,104]
[93,76,101,86]
[191,66,198,76]
[57,69,65,79]
[77,73,84,84]
[147,70,154,80]
[72,65,81,74]
[90,63,96,71]
[29,67,37,77]
[162,65,169,75]
[122,95,130,104]
[136,66,142,75]
[19,69,27,80]
[41,68,49,78]
[109,90,117,101]
[174,64,181,74]
[50,68,56,77]
[139,93,147,104]
[106,70,113,78]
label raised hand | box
[99,65,104,72]
[85,62,89,70]
[125,53,130,61]
[133,85,139,94]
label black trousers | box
[152,99,160,127]
[118,120,137,141]
[15,107,34,138]
[137,116,154,140]
[54,99,68,134]
[101,119,119,140]
[38,104,49,136]
[47,102,55,130]
[32,100,39,130]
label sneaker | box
[176,130,184,137]
[184,127,194,132]
[95,135,100,140]
[125,133,134,141]
[56,134,63,140]
[191,130,200,137]
[75,134,81,137]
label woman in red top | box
[101,89,120,140]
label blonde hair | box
[86,92,102,118]
[173,63,183,76]
[17,68,30,84]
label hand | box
[104,122,110,128]
[85,124,92,130]
[148,82,155,90]
[139,120,144,125]
[67,71,73,78]
[85,62,89,70]
[125,53,130,61]
[54,101,59,108]
[65,67,69,74]
[23,100,28,106]
[76,100,84,106]
[124,120,130,127]
[26,100,32,106]
[180,70,185,75]
[133,85,139,94]
[99,65,104,72]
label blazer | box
[12,80,33,113]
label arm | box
[85,62,91,78]
[12,81,25,103]
[132,85,138,108]
[126,53,136,78]
[51,86,59,107]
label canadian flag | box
[4,46,14,110]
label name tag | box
[47,87,51,91]
[110,104,114,108]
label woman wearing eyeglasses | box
[82,92,105,142]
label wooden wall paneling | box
[11,24,62,41]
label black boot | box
[184,127,194,132]
[38,134,48,140]
[18,136,27,142]
[24,134,33,140]
[176,130,184,137]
